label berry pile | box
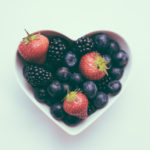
[18,31,129,126]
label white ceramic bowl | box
[14,30,132,135]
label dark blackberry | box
[23,64,53,87]
[62,113,82,126]
[47,37,68,64]
[46,97,60,106]
[88,103,97,116]
[43,61,56,72]
[75,37,94,55]
[96,75,113,93]
[34,88,49,100]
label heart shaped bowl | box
[14,30,132,135]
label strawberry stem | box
[65,88,81,102]
[24,29,30,36]
[66,86,70,95]
[22,29,39,45]
[66,91,77,102]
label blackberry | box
[34,88,49,100]
[43,61,55,72]
[88,103,97,116]
[62,113,82,126]
[96,75,113,93]
[47,37,68,63]
[46,97,60,107]
[75,37,94,55]
[23,64,53,87]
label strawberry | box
[63,90,88,119]
[18,30,49,64]
[79,51,109,80]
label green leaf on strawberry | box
[93,54,109,75]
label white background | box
[0,0,150,149]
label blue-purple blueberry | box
[56,67,71,82]
[107,80,122,96]
[113,50,128,67]
[64,51,78,68]
[47,80,64,98]
[93,33,110,53]
[93,92,108,109]
[51,103,65,120]
[110,67,123,80]
[107,40,120,55]
[82,81,98,99]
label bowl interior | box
[14,30,132,135]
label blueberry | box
[70,72,84,87]
[51,103,65,120]
[113,50,128,67]
[47,80,64,99]
[102,54,112,68]
[93,33,110,53]
[107,80,122,96]
[107,40,120,55]
[56,67,71,82]
[82,81,98,99]
[62,83,73,96]
[62,113,82,126]
[62,83,72,91]
[64,51,78,68]
[110,67,123,80]
[93,92,108,109]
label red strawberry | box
[18,30,49,64]
[79,51,109,80]
[63,90,88,119]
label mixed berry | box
[18,30,129,126]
